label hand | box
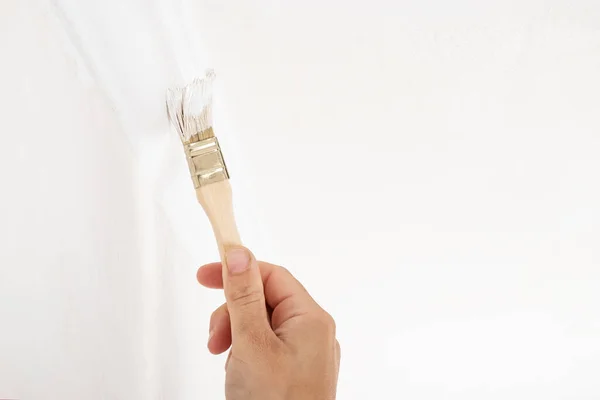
[197,247,340,400]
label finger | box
[197,262,223,289]
[222,247,273,346]
[207,303,232,355]
[260,262,321,331]
[198,260,321,331]
[224,350,232,371]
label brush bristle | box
[166,69,215,143]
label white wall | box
[1,0,599,399]
[199,1,600,398]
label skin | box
[197,247,340,400]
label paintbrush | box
[166,70,241,259]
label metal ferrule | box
[184,136,229,188]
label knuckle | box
[313,311,336,335]
[323,311,336,331]
[209,304,226,330]
[268,262,294,279]
[278,265,291,275]
[210,304,224,319]
[229,284,264,308]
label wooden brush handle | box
[195,179,242,260]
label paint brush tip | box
[166,69,215,143]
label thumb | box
[222,247,272,345]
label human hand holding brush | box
[167,71,339,399]
[198,248,340,400]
